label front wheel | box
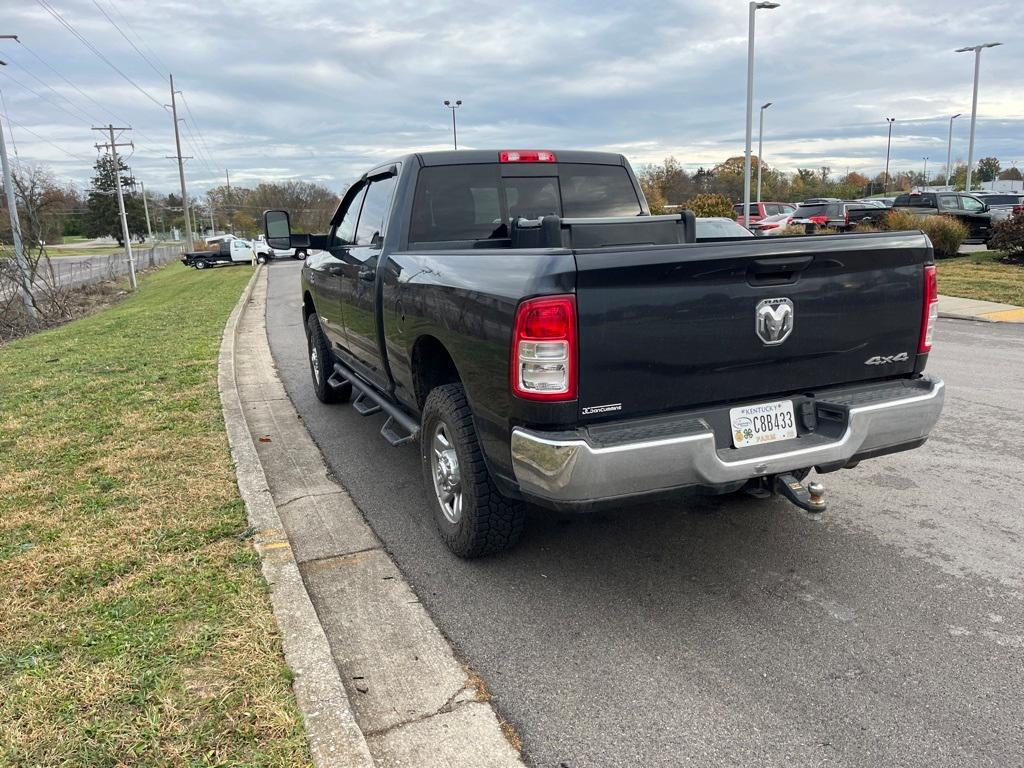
[421,383,526,558]
[305,313,351,404]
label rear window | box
[980,194,1020,205]
[792,204,827,218]
[408,162,641,244]
[894,193,936,208]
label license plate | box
[729,399,797,448]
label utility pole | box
[883,118,896,193]
[139,180,153,240]
[0,76,38,321]
[93,125,136,290]
[166,74,193,250]
[945,113,961,188]
[956,43,1001,192]
[742,2,780,228]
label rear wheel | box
[421,383,526,558]
[256,254,268,264]
[305,313,350,404]
[194,259,207,270]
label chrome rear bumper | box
[511,375,944,504]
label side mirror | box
[264,210,292,250]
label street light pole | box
[956,42,1001,192]
[743,1,779,227]
[945,113,961,188]
[884,117,896,194]
[756,101,772,205]
[443,99,462,150]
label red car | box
[733,201,797,224]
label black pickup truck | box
[265,149,944,557]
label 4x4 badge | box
[755,297,794,345]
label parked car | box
[181,237,258,269]
[750,212,793,236]
[891,192,994,242]
[696,217,755,239]
[973,192,1024,221]
[254,235,309,260]
[265,148,944,558]
[789,201,887,232]
[733,201,797,224]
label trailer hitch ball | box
[807,481,825,510]
[774,473,827,514]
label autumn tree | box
[975,157,1001,182]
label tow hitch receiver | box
[775,473,827,513]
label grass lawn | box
[937,250,1024,306]
[0,266,312,767]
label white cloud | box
[2,0,1021,194]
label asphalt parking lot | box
[266,260,1023,768]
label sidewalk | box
[220,268,525,768]
[938,294,1024,323]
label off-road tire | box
[421,383,526,558]
[306,313,351,404]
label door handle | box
[357,268,375,282]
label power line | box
[107,0,170,75]
[91,0,166,82]
[0,67,96,128]
[178,91,216,169]
[12,38,135,130]
[35,0,164,110]
[0,46,104,124]
[0,114,91,162]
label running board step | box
[331,361,420,446]
[352,391,382,416]
[380,415,416,446]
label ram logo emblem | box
[755,298,794,345]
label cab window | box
[960,195,985,213]
[355,176,397,246]
[332,186,366,246]
[938,194,959,212]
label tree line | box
[637,155,1019,213]
[0,156,341,248]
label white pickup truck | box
[181,237,258,269]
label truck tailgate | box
[573,232,930,421]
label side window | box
[355,176,397,246]
[765,203,781,216]
[960,195,984,212]
[332,186,366,246]
[938,194,960,212]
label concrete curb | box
[219,268,376,768]
[219,268,526,767]
[938,311,997,323]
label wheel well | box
[302,291,315,324]
[412,336,461,409]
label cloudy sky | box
[2,0,1022,195]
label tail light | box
[511,295,577,401]
[919,265,938,353]
[844,209,850,226]
[1013,203,1024,216]
[500,150,557,163]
